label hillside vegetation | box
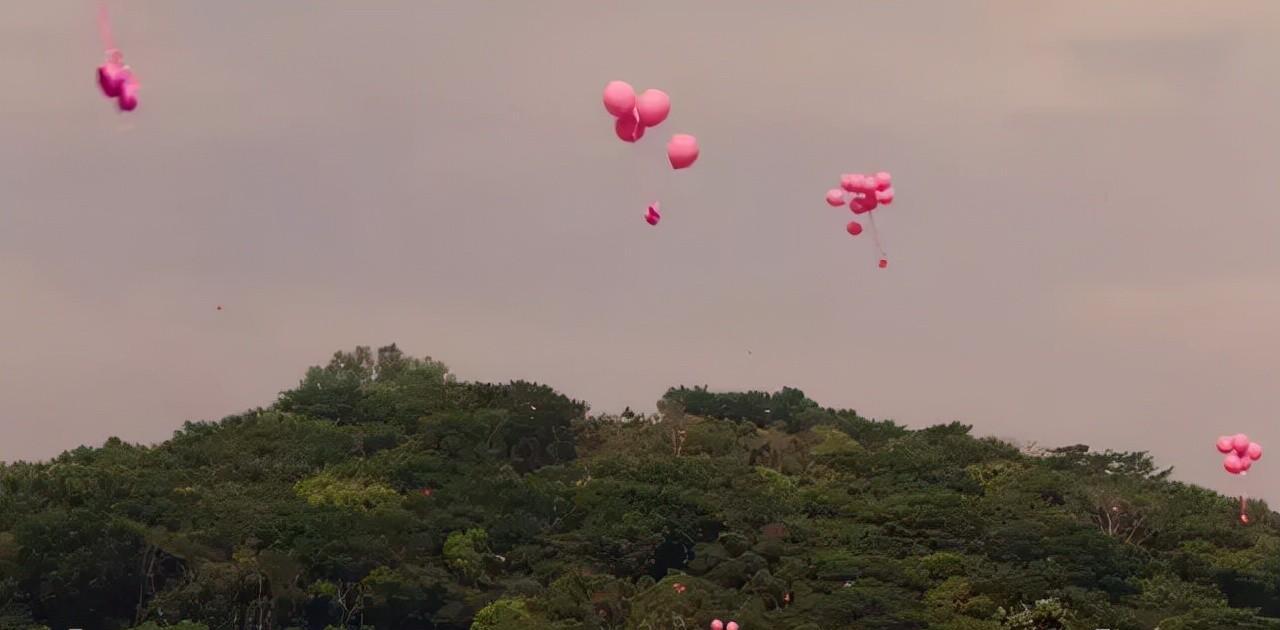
[0,344,1276,630]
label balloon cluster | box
[94,4,138,112]
[1216,434,1263,474]
[825,171,895,267]
[96,50,139,112]
[602,80,700,226]
[710,620,739,630]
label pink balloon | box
[852,175,877,194]
[874,171,892,191]
[1240,456,1253,471]
[847,220,863,236]
[1233,434,1250,456]
[1225,453,1243,474]
[876,187,895,205]
[1217,436,1234,454]
[645,203,661,226]
[861,192,879,212]
[826,189,846,207]
[615,112,645,143]
[840,174,857,192]
[117,75,139,112]
[1248,442,1263,460]
[603,81,636,118]
[97,62,126,98]
[667,134,699,170]
[850,199,869,215]
[727,623,739,630]
[710,622,724,630]
[635,89,671,127]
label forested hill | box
[0,345,1277,630]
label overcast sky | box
[2,1,1279,502]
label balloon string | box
[868,210,886,261]
[98,1,116,52]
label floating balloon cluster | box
[602,80,700,226]
[95,4,138,112]
[825,172,895,268]
[1216,434,1263,475]
[710,619,739,630]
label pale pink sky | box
[2,1,1279,502]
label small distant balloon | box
[635,89,671,127]
[1217,436,1234,454]
[846,221,863,236]
[826,189,846,207]
[1248,442,1263,460]
[603,81,636,118]
[645,203,661,226]
[710,621,724,630]
[727,623,740,630]
[667,134,700,170]
[1233,433,1250,455]
[615,113,644,143]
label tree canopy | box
[0,343,1275,630]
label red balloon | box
[846,221,863,236]
[879,259,888,269]
[615,112,644,143]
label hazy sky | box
[2,1,1280,502]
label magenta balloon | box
[847,220,863,236]
[635,89,671,127]
[1233,434,1250,455]
[603,81,636,118]
[1217,436,1234,454]
[1225,453,1243,474]
[1240,456,1254,471]
[876,187,895,205]
[615,112,645,143]
[826,189,846,207]
[874,171,892,191]
[117,79,139,112]
[1248,442,1263,460]
[645,203,661,226]
[710,622,724,630]
[97,63,125,98]
[667,134,699,170]
[850,199,869,215]
[840,174,857,192]
[861,192,879,211]
[727,623,739,630]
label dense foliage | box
[0,344,1277,629]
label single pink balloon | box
[635,89,671,127]
[1233,434,1250,455]
[1225,453,1243,474]
[710,621,724,630]
[861,192,879,212]
[850,199,869,215]
[645,203,661,226]
[847,220,863,236]
[826,189,846,207]
[615,112,645,143]
[117,75,139,112]
[667,134,699,170]
[1248,442,1263,460]
[603,81,636,118]
[840,174,857,192]
[97,62,126,98]
[1217,436,1234,454]
[876,187,895,205]
[874,171,892,191]
[1240,456,1253,471]
[727,623,739,630]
